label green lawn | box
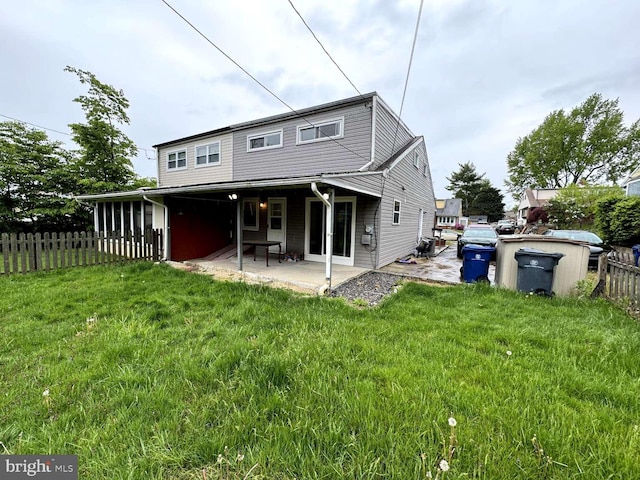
[1,263,639,479]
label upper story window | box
[413,152,420,168]
[423,162,428,176]
[195,142,220,167]
[167,149,187,171]
[297,117,344,144]
[247,129,283,152]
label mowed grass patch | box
[0,264,639,479]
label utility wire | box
[390,0,424,156]
[161,0,369,163]
[287,0,363,97]
[0,113,157,159]
[0,113,71,137]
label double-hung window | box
[247,130,283,152]
[392,200,401,225]
[297,117,344,144]
[195,142,220,167]
[167,150,187,171]
[413,152,420,168]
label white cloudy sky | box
[2,0,640,205]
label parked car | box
[496,220,515,235]
[541,229,609,268]
[437,228,460,241]
[457,225,499,259]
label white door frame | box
[304,196,356,266]
[267,197,287,252]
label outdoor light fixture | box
[228,193,238,200]
[259,202,266,208]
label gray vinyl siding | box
[285,194,306,255]
[353,195,380,269]
[372,101,414,170]
[377,139,435,267]
[232,103,372,181]
[157,132,233,187]
[329,173,384,196]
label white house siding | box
[157,132,233,187]
[372,101,414,170]
[377,140,435,267]
[232,103,372,181]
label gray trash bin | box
[514,248,564,296]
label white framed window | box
[167,149,187,171]
[413,152,420,168]
[242,197,259,231]
[392,200,401,225]
[195,142,220,167]
[423,162,428,176]
[297,117,344,144]
[247,129,283,152]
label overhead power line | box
[287,0,363,97]
[0,113,71,137]
[391,0,424,155]
[161,0,369,163]
[0,113,156,159]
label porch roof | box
[76,171,384,201]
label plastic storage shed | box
[461,244,495,283]
[514,248,564,296]
[495,236,590,296]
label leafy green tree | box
[506,93,640,200]
[65,66,137,194]
[0,121,88,232]
[595,196,640,246]
[546,184,624,229]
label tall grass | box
[0,263,639,479]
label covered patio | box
[183,251,369,294]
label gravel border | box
[330,271,405,306]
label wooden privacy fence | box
[0,229,163,275]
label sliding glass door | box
[305,197,356,266]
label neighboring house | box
[76,92,436,279]
[621,167,640,196]
[435,198,462,228]
[517,188,559,224]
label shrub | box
[527,207,548,224]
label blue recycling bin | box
[633,245,640,266]
[461,244,495,283]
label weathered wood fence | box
[596,247,640,306]
[0,229,163,275]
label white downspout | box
[311,182,333,292]
[143,195,168,261]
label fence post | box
[43,232,51,271]
[35,233,43,271]
[2,233,9,274]
[18,233,27,274]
